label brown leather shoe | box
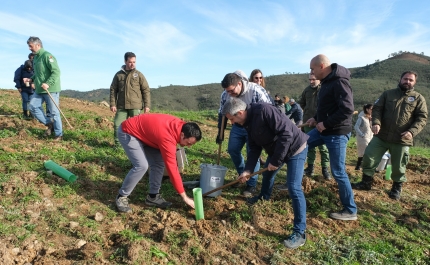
[53,135,62,141]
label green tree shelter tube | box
[193,188,204,220]
[385,164,392,180]
[44,160,77,182]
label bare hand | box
[267,163,279,171]
[316,122,326,133]
[238,171,251,184]
[110,106,117,113]
[183,195,195,209]
[144,107,150,113]
[18,88,22,93]
[41,83,49,91]
[401,131,413,140]
[372,125,380,135]
[306,118,317,127]
[23,78,31,83]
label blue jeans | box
[257,146,308,234]
[29,92,63,137]
[307,129,357,214]
[227,124,260,187]
[20,91,34,111]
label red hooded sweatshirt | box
[121,113,185,194]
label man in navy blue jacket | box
[306,54,358,221]
[222,98,309,249]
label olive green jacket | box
[372,86,427,145]
[31,48,61,94]
[109,66,151,110]
[298,84,320,122]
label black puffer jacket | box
[315,63,354,135]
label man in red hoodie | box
[115,113,202,213]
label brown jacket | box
[372,86,427,145]
[109,66,150,110]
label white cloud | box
[0,12,85,47]
[116,21,196,62]
[188,2,298,44]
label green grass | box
[0,90,429,264]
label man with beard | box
[352,71,427,200]
[297,74,330,179]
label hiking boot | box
[242,185,257,197]
[116,195,132,213]
[145,194,172,209]
[53,135,63,141]
[283,232,306,249]
[23,110,31,120]
[329,209,357,221]
[322,167,331,180]
[388,182,403,200]
[246,195,264,206]
[44,123,54,136]
[351,174,373,191]
[304,164,314,176]
[275,184,289,191]
[355,157,363,170]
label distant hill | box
[61,52,430,146]
[62,52,430,109]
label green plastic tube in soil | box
[44,160,77,182]
[385,164,392,180]
[193,188,204,220]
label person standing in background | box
[285,99,303,126]
[14,59,34,119]
[110,52,151,146]
[297,74,330,179]
[354,104,373,170]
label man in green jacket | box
[352,71,428,200]
[297,74,330,179]
[24,36,63,140]
[110,52,151,146]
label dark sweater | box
[243,103,309,170]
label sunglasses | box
[254,77,263,80]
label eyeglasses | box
[309,79,316,81]
[254,77,263,80]
[225,84,238,94]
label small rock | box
[95,212,104,222]
[69,221,79,229]
[76,239,87,248]
[187,219,196,226]
[12,248,20,255]
[221,220,227,226]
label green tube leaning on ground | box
[44,160,77,182]
[193,188,204,220]
[385,164,392,180]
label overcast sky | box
[1,0,429,91]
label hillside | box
[61,52,430,109]
[0,89,429,264]
[58,53,430,147]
